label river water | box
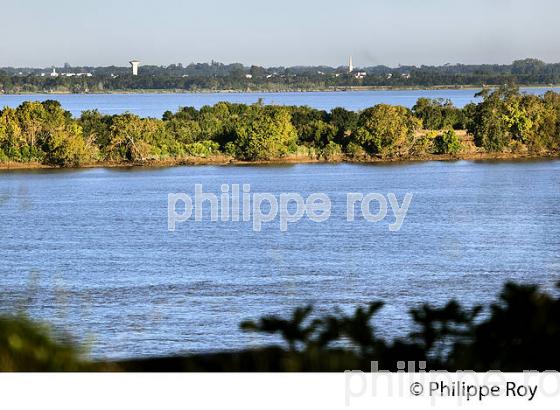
[1,161,559,359]
[0,87,559,117]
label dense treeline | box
[2,281,560,371]
[1,86,559,167]
[2,58,560,93]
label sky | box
[1,0,559,68]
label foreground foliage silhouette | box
[0,315,89,371]
[1,281,559,371]
[118,282,560,371]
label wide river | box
[1,161,559,359]
[0,87,559,117]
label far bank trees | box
[1,87,559,167]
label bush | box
[0,148,9,163]
[345,142,367,158]
[434,129,462,155]
[184,141,220,157]
[321,141,342,160]
[0,315,85,371]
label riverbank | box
[2,89,559,170]
[1,151,558,171]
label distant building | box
[130,59,140,76]
[50,68,59,77]
[245,74,253,79]
[348,56,354,73]
[354,71,367,79]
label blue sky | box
[1,0,559,67]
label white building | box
[348,56,354,73]
[130,59,140,76]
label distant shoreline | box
[2,84,560,96]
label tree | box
[329,107,358,145]
[511,58,545,76]
[41,122,97,167]
[354,104,420,157]
[0,107,25,160]
[469,85,559,153]
[289,106,330,146]
[229,105,297,160]
[469,86,517,152]
[106,114,165,161]
[79,110,112,149]
[412,98,463,130]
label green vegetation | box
[1,86,559,168]
[2,58,560,92]
[0,315,87,371]
[355,104,421,157]
[469,85,560,153]
[434,129,462,155]
[2,281,560,371]
[232,281,560,371]
[412,97,468,129]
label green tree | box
[79,110,112,149]
[329,107,358,145]
[229,105,297,160]
[41,122,97,167]
[0,107,26,160]
[412,98,463,130]
[106,114,165,161]
[469,86,517,152]
[354,104,420,157]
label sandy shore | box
[1,152,557,171]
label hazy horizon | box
[1,58,558,70]
[1,0,559,67]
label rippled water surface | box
[1,87,559,117]
[1,161,559,359]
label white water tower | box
[130,59,140,76]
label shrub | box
[184,141,220,157]
[434,129,462,155]
[322,141,342,160]
[0,315,85,371]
